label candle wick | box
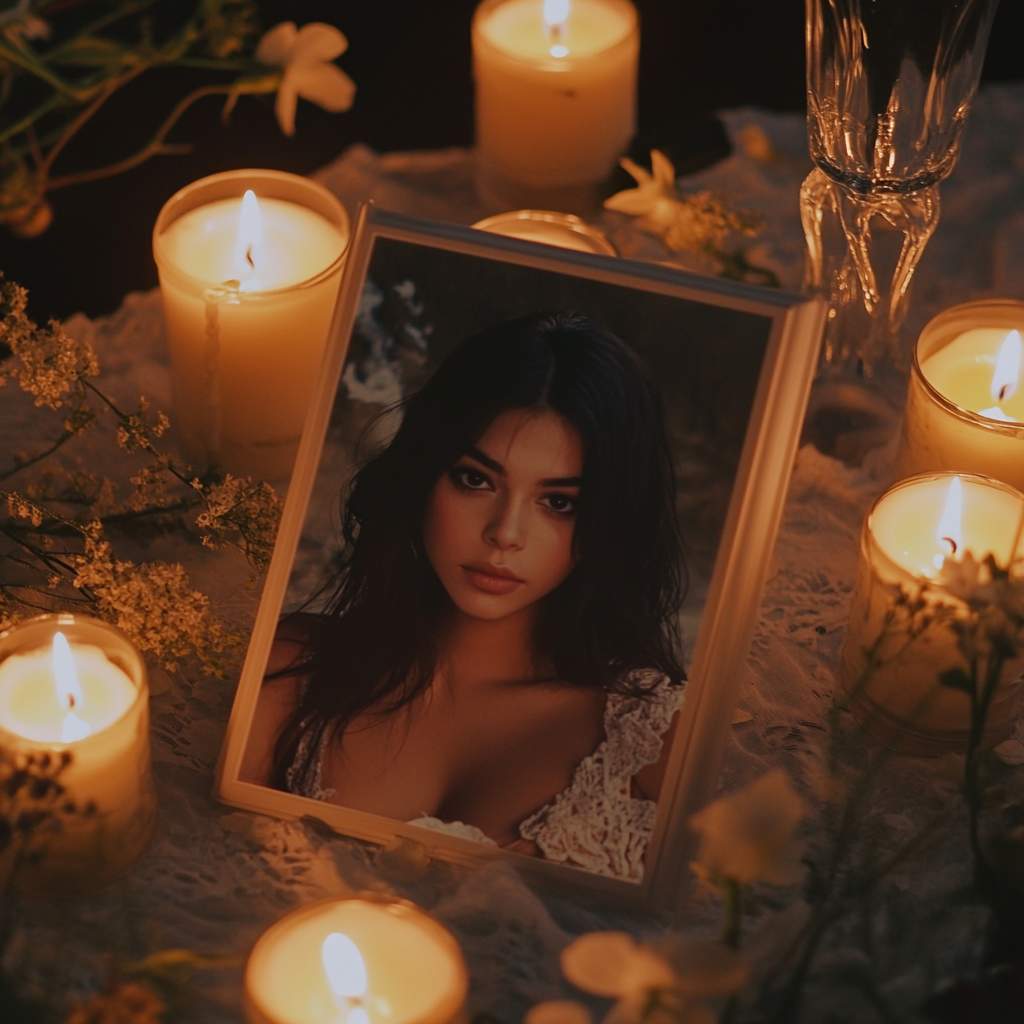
[942,536,958,555]
[67,693,75,710]
[999,383,1009,401]
[245,245,255,270]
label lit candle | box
[245,896,468,1024]
[840,473,1024,755]
[895,300,1024,492]
[472,0,639,211]
[153,169,351,481]
[472,209,617,253]
[0,614,155,895]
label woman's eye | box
[451,467,492,491]
[542,493,576,515]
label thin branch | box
[45,82,231,190]
[0,427,82,482]
[41,65,143,175]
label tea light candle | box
[245,896,468,1024]
[473,0,639,210]
[840,473,1024,755]
[0,614,155,895]
[895,300,1024,492]
[472,209,616,254]
[153,169,350,481]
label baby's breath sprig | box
[0,274,282,675]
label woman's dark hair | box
[273,310,686,790]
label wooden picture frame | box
[216,204,825,912]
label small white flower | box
[604,150,681,232]
[540,932,745,1024]
[256,21,356,137]
[689,769,806,887]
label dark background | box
[1,0,1022,324]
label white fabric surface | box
[3,84,1024,1024]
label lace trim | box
[518,670,684,882]
[407,816,498,846]
[285,670,685,882]
[285,716,337,801]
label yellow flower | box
[256,22,356,136]
[689,769,806,887]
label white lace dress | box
[285,669,684,882]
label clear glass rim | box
[152,168,351,299]
[472,208,617,255]
[911,299,1024,439]
[864,470,1024,585]
[0,612,148,744]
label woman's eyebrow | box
[541,476,582,487]
[465,446,505,475]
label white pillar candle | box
[473,0,639,210]
[245,896,468,1024]
[153,170,350,481]
[473,208,617,253]
[0,614,154,895]
[840,473,1024,755]
[895,300,1024,492]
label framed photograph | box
[216,205,825,910]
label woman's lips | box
[461,563,525,595]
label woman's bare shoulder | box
[239,615,319,785]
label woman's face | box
[422,408,582,622]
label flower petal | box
[619,156,653,187]
[525,1001,594,1024]
[292,62,356,113]
[256,21,297,65]
[292,22,349,62]
[689,769,806,886]
[562,933,637,997]
[651,150,677,190]
[274,74,299,136]
[604,185,658,216]
[562,933,676,998]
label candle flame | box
[544,0,570,29]
[235,189,263,277]
[932,476,963,571]
[990,329,1021,403]
[53,631,91,742]
[322,933,367,1002]
[544,0,569,52]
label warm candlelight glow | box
[544,0,570,30]
[840,473,1024,754]
[245,897,468,1024]
[235,189,264,281]
[473,0,638,202]
[933,475,963,570]
[53,631,90,742]
[979,329,1022,421]
[0,614,155,895]
[322,932,368,1004]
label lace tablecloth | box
[4,84,1024,1024]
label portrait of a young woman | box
[240,310,688,882]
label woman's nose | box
[485,496,525,550]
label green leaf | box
[939,667,974,694]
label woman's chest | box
[320,682,606,843]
